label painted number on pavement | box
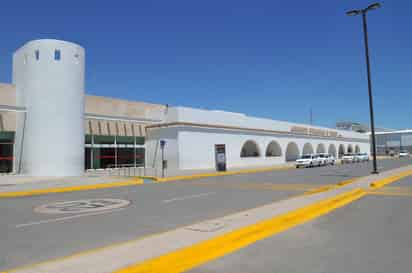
[34,199,130,214]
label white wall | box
[13,39,85,176]
[145,127,179,176]
[167,127,370,171]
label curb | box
[370,168,412,189]
[142,165,294,183]
[0,178,143,198]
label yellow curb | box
[304,185,335,195]
[303,178,358,196]
[370,169,412,189]
[144,165,294,183]
[0,178,143,198]
[337,177,358,186]
[114,188,365,273]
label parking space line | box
[162,192,216,203]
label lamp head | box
[367,2,382,11]
[346,9,361,16]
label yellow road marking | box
[114,189,365,273]
[370,169,412,188]
[0,178,143,198]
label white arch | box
[240,140,261,157]
[266,141,282,157]
[316,143,326,154]
[302,143,314,155]
[285,142,300,161]
[328,144,337,157]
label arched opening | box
[285,142,300,161]
[302,143,314,155]
[355,145,360,153]
[338,144,345,158]
[240,140,261,158]
[316,143,326,154]
[266,141,282,157]
[347,144,354,154]
[328,144,337,157]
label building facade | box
[375,130,412,155]
[0,39,370,176]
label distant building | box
[375,130,412,155]
[336,121,393,133]
[336,122,369,133]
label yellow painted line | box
[370,169,412,189]
[144,165,294,183]
[303,185,335,195]
[336,177,358,186]
[0,178,143,198]
[304,178,358,195]
[114,189,365,273]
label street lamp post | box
[346,2,381,174]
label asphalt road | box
[189,174,412,273]
[1,158,411,271]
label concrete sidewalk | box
[0,175,142,197]
[6,164,412,273]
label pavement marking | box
[15,208,126,228]
[34,199,131,214]
[114,189,365,273]
[0,178,143,198]
[162,192,216,203]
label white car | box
[318,153,335,166]
[296,154,322,168]
[355,153,369,162]
[341,153,355,164]
[399,151,410,158]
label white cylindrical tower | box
[13,39,85,176]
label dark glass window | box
[54,50,61,60]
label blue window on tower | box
[54,50,61,61]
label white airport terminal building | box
[0,39,370,176]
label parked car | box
[399,150,410,158]
[355,153,369,162]
[341,153,355,164]
[318,153,335,166]
[295,154,322,168]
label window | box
[74,53,80,64]
[54,50,61,60]
[35,50,40,60]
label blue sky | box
[0,0,410,129]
